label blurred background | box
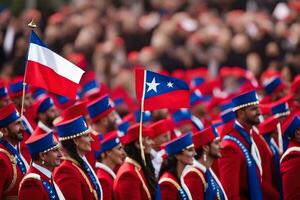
[0,0,300,99]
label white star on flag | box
[146,77,160,93]
[167,82,174,88]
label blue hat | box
[190,89,211,107]
[191,77,204,88]
[172,109,192,124]
[264,77,285,95]
[0,103,20,128]
[220,102,235,123]
[282,115,300,150]
[55,116,90,141]
[35,96,54,113]
[117,121,130,137]
[96,130,121,158]
[0,81,8,99]
[134,110,152,123]
[232,90,259,112]
[283,115,300,139]
[271,102,290,117]
[87,95,114,122]
[31,87,46,100]
[8,76,29,98]
[164,132,193,156]
[25,132,58,157]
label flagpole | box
[139,70,147,166]
[21,19,37,118]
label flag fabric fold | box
[25,31,85,99]
[135,68,190,111]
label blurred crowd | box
[0,0,300,98]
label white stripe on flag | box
[27,43,85,83]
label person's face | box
[0,96,11,108]
[45,106,59,127]
[4,119,24,142]
[209,138,222,158]
[143,136,153,154]
[294,128,300,143]
[107,144,126,165]
[293,92,300,105]
[152,132,170,151]
[176,145,195,165]
[24,93,34,109]
[93,112,117,133]
[244,105,261,126]
[74,133,94,155]
[42,145,62,168]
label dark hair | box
[195,147,203,160]
[159,155,179,182]
[124,142,157,198]
[31,153,40,162]
[61,139,88,173]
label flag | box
[135,68,190,111]
[25,31,85,99]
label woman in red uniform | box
[114,124,157,200]
[95,130,125,200]
[158,132,195,200]
[53,116,103,200]
[181,126,227,200]
[281,115,300,200]
[19,130,64,200]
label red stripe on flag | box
[25,61,79,99]
[143,90,190,111]
[135,68,145,101]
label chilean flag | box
[25,31,85,99]
[135,68,190,111]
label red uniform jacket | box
[53,157,99,200]
[113,157,151,200]
[19,131,31,164]
[96,162,116,200]
[159,172,183,200]
[252,130,280,200]
[19,165,63,200]
[0,143,25,199]
[182,165,206,200]
[219,125,263,200]
[280,140,300,200]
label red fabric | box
[19,131,32,164]
[53,159,97,200]
[252,132,280,200]
[25,60,79,99]
[0,143,24,198]
[280,140,300,200]
[96,167,114,200]
[182,167,205,200]
[218,126,262,200]
[114,160,150,200]
[19,166,53,200]
[159,172,181,200]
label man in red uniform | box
[219,90,264,200]
[34,95,60,135]
[280,115,300,200]
[19,130,64,200]
[0,103,28,199]
[95,130,125,200]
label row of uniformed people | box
[1,90,300,199]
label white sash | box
[95,162,116,180]
[280,146,300,163]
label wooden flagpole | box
[139,70,147,166]
[21,19,37,118]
